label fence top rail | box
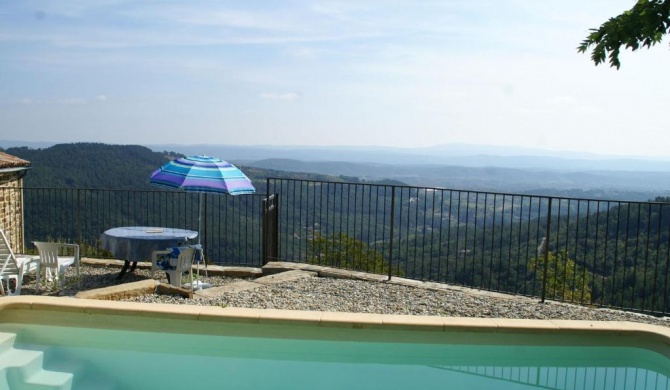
[15,183,670,206]
[266,177,670,206]
[19,187,268,198]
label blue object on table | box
[157,245,203,270]
[157,247,182,270]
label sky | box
[1,1,669,157]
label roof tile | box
[0,151,31,169]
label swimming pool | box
[0,296,668,390]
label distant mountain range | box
[5,140,670,172]
[2,141,670,200]
[145,143,670,172]
[245,158,670,198]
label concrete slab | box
[261,261,312,275]
[156,283,193,299]
[320,269,387,282]
[74,279,159,300]
[255,270,317,285]
[207,266,263,278]
[193,280,263,299]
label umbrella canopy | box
[148,155,256,195]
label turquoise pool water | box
[2,322,669,390]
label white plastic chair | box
[0,230,40,295]
[151,247,195,289]
[33,241,80,289]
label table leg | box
[116,261,136,280]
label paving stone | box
[255,270,318,285]
[75,279,159,300]
[194,281,263,299]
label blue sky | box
[1,1,669,156]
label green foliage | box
[307,232,400,276]
[529,250,592,303]
[6,143,347,191]
[578,0,670,68]
[7,143,182,190]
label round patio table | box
[100,226,198,279]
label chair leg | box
[57,265,68,289]
[13,275,21,296]
[35,264,41,293]
[2,275,20,296]
[201,250,208,277]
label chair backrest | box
[175,247,195,273]
[0,230,19,277]
[33,242,63,268]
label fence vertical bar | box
[541,197,553,303]
[387,186,396,280]
[201,193,207,255]
[76,189,82,246]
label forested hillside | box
[6,143,179,189]
[3,143,357,190]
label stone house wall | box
[0,172,24,253]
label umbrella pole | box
[196,193,208,284]
[198,192,202,246]
[196,193,202,290]
[201,193,209,277]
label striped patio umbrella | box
[148,155,256,196]
[148,156,255,287]
[148,155,256,245]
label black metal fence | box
[266,178,670,316]
[11,187,265,266]
[3,180,669,316]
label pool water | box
[2,322,669,390]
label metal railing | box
[266,178,670,316]
[2,180,668,316]
[10,187,265,266]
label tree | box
[307,233,401,275]
[529,250,592,303]
[578,0,670,68]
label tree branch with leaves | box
[578,0,670,68]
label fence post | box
[263,179,269,264]
[263,179,279,265]
[540,197,553,303]
[261,198,268,265]
[76,189,82,247]
[387,186,396,280]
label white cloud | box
[56,98,86,105]
[259,92,301,101]
[96,95,108,101]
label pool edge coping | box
[1,295,668,340]
[3,296,670,386]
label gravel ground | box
[18,265,670,328]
